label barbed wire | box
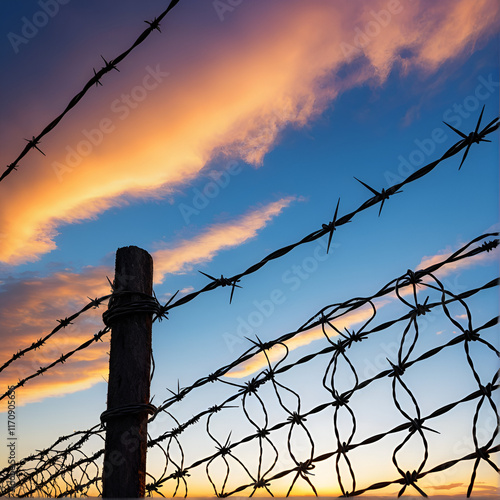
[0,285,172,401]
[0,425,104,497]
[163,108,499,312]
[1,108,496,393]
[1,0,182,183]
[150,232,499,411]
[0,326,110,403]
[0,294,111,376]
[142,267,499,497]
[3,232,498,497]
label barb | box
[163,109,499,312]
[0,327,110,402]
[0,294,111,375]
[0,0,182,183]
[4,233,499,496]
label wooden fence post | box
[102,246,154,498]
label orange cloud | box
[152,197,296,283]
[0,199,293,406]
[0,1,498,265]
[429,482,464,491]
[0,266,110,407]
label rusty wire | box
[0,0,182,183]
[3,233,498,497]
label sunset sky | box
[0,0,499,497]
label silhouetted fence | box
[0,107,499,497]
[1,230,498,497]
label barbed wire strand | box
[4,234,497,497]
[163,109,499,312]
[0,294,111,375]
[0,0,182,183]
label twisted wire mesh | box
[1,109,497,401]
[2,233,497,497]
[162,109,499,312]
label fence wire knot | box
[443,105,496,169]
[338,441,350,454]
[354,177,402,216]
[88,296,104,308]
[408,418,439,435]
[334,392,350,406]
[256,428,270,438]
[404,269,424,285]
[92,68,102,87]
[412,297,431,317]
[31,339,45,349]
[172,468,189,479]
[477,447,491,461]
[100,55,119,72]
[333,339,346,353]
[464,329,480,342]
[169,426,185,437]
[57,318,73,328]
[199,271,241,304]
[288,412,307,424]
[254,478,271,489]
[242,377,261,395]
[388,359,406,377]
[216,436,232,456]
[346,329,367,345]
[145,17,162,32]
[297,459,315,475]
[24,136,45,156]
[399,470,426,497]
[479,383,493,398]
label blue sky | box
[0,0,499,496]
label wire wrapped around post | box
[101,245,156,498]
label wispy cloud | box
[428,483,464,491]
[0,199,294,406]
[0,0,498,265]
[152,197,296,283]
[416,242,498,278]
